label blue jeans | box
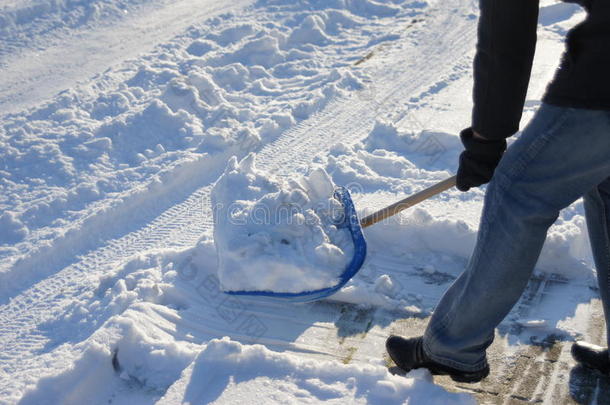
[423,104,610,372]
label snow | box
[20,334,474,405]
[0,0,372,293]
[0,0,598,403]
[157,337,474,404]
[212,154,354,293]
[325,119,596,280]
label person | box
[386,0,610,382]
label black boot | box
[571,341,610,374]
[385,335,489,383]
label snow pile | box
[364,207,477,259]
[18,341,119,405]
[325,121,458,195]
[363,120,462,171]
[326,120,596,280]
[111,305,201,390]
[212,154,354,293]
[20,332,474,405]
[19,302,202,404]
[0,212,29,245]
[159,337,475,405]
[54,254,185,336]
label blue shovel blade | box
[224,186,367,303]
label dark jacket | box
[472,0,610,140]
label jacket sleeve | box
[472,0,540,140]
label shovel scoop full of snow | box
[211,154,366,303]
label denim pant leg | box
[423,104,610,372]
[584,178,610,350]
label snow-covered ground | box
[0,0,599,403]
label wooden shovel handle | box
[359,176,456,228]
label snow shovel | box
[226,175,457,303]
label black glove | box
[456,128,506,192]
